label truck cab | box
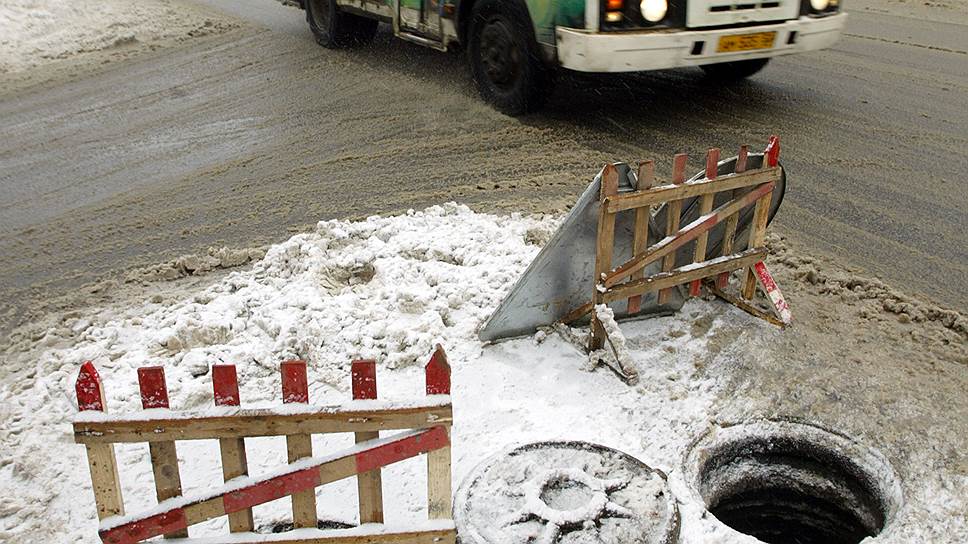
[300,0,846,114]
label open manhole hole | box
[455,441,679,544]
[684,419,903,544]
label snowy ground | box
[0,0,237,93]
[0,204,964,543]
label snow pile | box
[0,0,233,74]
[0,204,778,542]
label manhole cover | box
[455,441,679,544]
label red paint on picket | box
[425,345,451,396]
[76,361,104,412]
[212,364,241,406]
[137,367,169,409]
[351,360,378,400]
[281,360,309,404]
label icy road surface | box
[0,0,966,337]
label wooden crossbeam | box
[603,166,780,213]
[74,402,452,444]
[604,180,775,289]
[602,249,767,304]
[165,524,457,544]
[97,427,450,544]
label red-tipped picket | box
[136,366,186,538]
[77,361,105,412]
[211,364,254,533]
[137,367,170,409]
[351,359,384,523]
[279,359,315,528]
[425,345,451,396]
[352,360,378,400]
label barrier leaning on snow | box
[73,346,455,544]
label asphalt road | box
[0,0,965,336]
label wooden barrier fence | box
[74,346,455,544]
[563,136,792,380]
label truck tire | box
[467,0,551,115]
[700,58,770,81]
[306,0,378,48]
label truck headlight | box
[640,0,668,22]
[809,0,830,10]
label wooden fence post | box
[690,148,721,297]
[590,164,620,351]
[281,360,317,529]
[351,359,385,524]
[212,364,254,532]
[743,136,780,299]
[137,366,188,538]
[425,345,452,520]
[717,145,748,289]
[76,362,125,520]
[657,153,688,305]
[627,160,654,315]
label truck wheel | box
[468,0,550,115]
[306,0,378,48]
[700,58,770,80]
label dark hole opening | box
[698,435,889,544]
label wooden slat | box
[690,148,720,297]
[427,432,452,519]
[627,160,654,314]
[717,145,748,289]
[282,360,318,529]
[138,366,187,539]
[172,527,457,544]
[213,364,254,533]
[590,164,619,351]
[558,302,593,325]
[657,154,688,305]
[99,428,450,544]
[706,281,786,328]
[74,403,453,444]
[753,261,793,324]
[352,360,384,525]
[425,347,452,520]
[604,166,780,213]
[75,362,125,520]
[602,249,767,303]
[605,180,775,289]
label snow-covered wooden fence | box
[73,346,455,544]
[562,136,792,381]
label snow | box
[0,0,231,75]
[0,203,936,543]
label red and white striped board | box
[98,426,450,544]
[753,261,792,324]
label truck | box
[298,0,846,115]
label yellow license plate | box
[716,31,777,53]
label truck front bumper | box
[555,12,847,72]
